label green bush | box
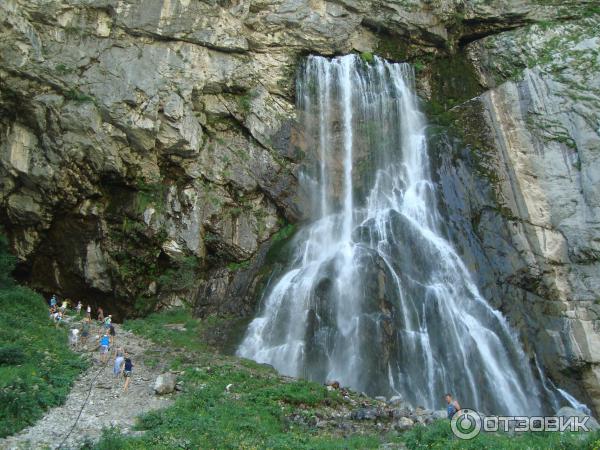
[0,345,26,365]
[360,51,375,64]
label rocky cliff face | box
[1,0,599,412]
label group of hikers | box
[48,294,134,393]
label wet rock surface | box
[287,391,446,436]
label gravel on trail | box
[0,319,175,449]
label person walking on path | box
[104,314,112,331]
[81,318,90,346]
[113,348,124,379]
[86,304,91,320]
[122,354,133,392]
[99,333,110,364]
[76,301,82,315]
[50,294,57,308]
[109,323,116,347]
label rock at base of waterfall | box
[154,373,177,395]
[414,407,431,416]
[350,408,380,420]
[394,417,415,431]
[391,407,412,419]
[556,407,600,431]
[388,395,404,406]
[431,410,447,420]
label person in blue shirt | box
[445,393,462,419]
[99,334,110,364]
[50,295,57,308]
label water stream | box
[238,54,562,415]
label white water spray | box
[238,54,570,415]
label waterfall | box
[237,54,558,415]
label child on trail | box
[81,318,91,346]
[122,354,133,392]
[114,348,124,378]
[104,314,112,331]
[54,311,63,328]
[69,328,80,349]
[99,333,110,364]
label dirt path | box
[1,320,175,449]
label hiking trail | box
[1,319,175,449]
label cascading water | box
[238,54,560,415]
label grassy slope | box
[94,309,600,450]
[0,237,87,437]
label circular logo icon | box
[451,408,482,440]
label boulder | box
[154,373,177,395]
[350,408,379,420]
[388,395,404,406]
[391,408,412,419]
[432,409,447,420]
[394,417,414,431]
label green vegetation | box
[428,51,483,112]
[54,63,74,75]
[227,260,250,271]
[272,223,296,244]
[96,308,600,449]
[0,235,87,437]
[401,419,600,449]
[64,88,94,103]
[134,181,166,215]
[375,34,410,62]
[360,51,375,64]
[238,89,259,113]
[157,255,199,293]
[123,308,205,353]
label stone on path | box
[154,372,177,395]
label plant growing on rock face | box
[157,255,200,292]
[64,88,94,103]
[360,51,375,64]
[238,89,259,113]
[0,235,16,289]
[227,260,250,271]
